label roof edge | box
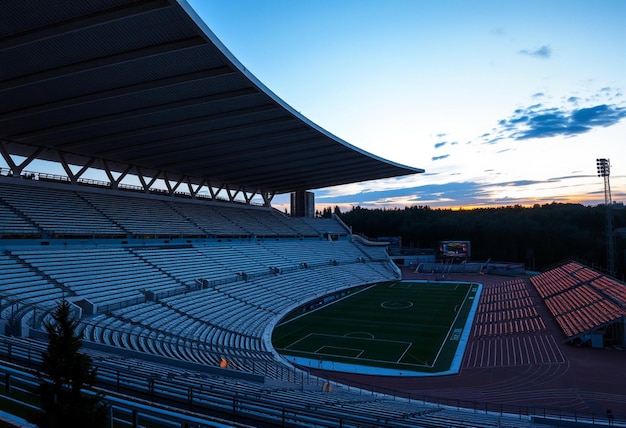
[175,0,424,176]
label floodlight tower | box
[596,158,615,277]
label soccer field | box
[272,281,480,374]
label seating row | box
[4,237,395,371]
[0,201,40,236]
[0,334,548,428]
[473,279,546,338]
[591,276,626,303]
[547,298,624,337]
[530,268,579,298]
[477,298,534,313]
[0,184,124,236]
[10,247,182,311]
[473,317,546,337]
[479,278,530,302]
[0,181,350,238]
[0,251,66,319]
[530,262,626,338]
[4,238,380,317]
[475,306,539,324]
[76,258,394,370]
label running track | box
[320,270,626,417]
[463,334,566,368]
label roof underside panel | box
[0,0,423,194]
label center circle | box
[381,300,413,309]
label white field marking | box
[285,333,409,350]
[396,341,416,364]
[431,284,474,368]
[284,333,416,365]
[283,333,316,351]
[305,349,432,368]
[344,332,375,339]
[314,345,364,358]
[380,300,414,309]
[277,282,380,326]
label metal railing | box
[1,336,623,427]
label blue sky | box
[189,0,626,210]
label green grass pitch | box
[272,281,478,373]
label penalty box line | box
[314,345,365,359]
[284,333,412,363]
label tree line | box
[336,203,626,277]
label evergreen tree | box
[30,300,107,427]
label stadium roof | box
[0,0,423,198]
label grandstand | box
[530,261,626,345]
[7,179,613,426]
[1,1,626,427]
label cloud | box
[317,179,582,208]
[572,104,624,126]
[317,181,491,206]
[549,174,595,181]
[493,103,626,141]
[314,171,620,209]
[484,179,551,188]
[519,45,552,59]
[316,86,626,210]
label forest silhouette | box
[334,203,626,278]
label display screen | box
[439,241,470,258]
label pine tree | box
[30,300,107,427]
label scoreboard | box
[439,241,471,260]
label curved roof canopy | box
[0,0,423,196]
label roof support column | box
[102,161,132,190]
[0,142,43,176]
[224,184,235,202]
[261,190,275,207]
[290,190,314,217]
[186,177,205,199]
[56,151,95,184]
[210,183,223,200]
[242,187,254,204]
[162,172,185,196]
[229,185,244,203]
[163,172,173,195]
[135,167,161,193]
